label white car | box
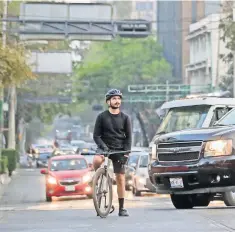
[131,151,156,196]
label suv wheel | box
[223,191,235,206]
[170,194,194,209]
[193,194,210,207]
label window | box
[139,155,148,168]
[50,158,87,171]
[157,105,210,133]
[128,155,139,165]
[136,1,153,11]
[216,108,235,125]
[210,107,233,126]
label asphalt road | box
[1,169,235,232]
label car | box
[70,140,87,152]
[149,107,235,209]
[126,150,155,196]
[36,152,52,168]
[40,154,93,202]
[149,97,235,159]
[76,143,97,169]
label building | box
[185,14,229,92]
[130,0,157,31]
[157,0,222,83]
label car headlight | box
[149,144,157,160]
[204,139,233,157]
[82,174,92,183]
[47,176,57,185]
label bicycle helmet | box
[105,89,123,101]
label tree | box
[0,42,34,87]
[75,36,172,100]
[219,2,234,95]
[74,36,172,146]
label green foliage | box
[0,156,8,174]
[0,42,35,87]
[2,149,17,176]
[74,36,172,102]
[219,3,234,95]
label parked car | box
[149,107,235,209]
[40,154,93,202]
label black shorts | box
[109,154,128,174]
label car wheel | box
[87,194,93,199]
[170,194,194,209]
[46,195,52,202]
[223,191,235,206]
[125,185,131,191]
[132,183,141,196]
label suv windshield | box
[217,109,235,126]
[157,105,210,134]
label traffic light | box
[117,20,152,38]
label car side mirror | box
[40,169,48,175]
[130,163,137,169]
[213,121,218,126]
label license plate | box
[170,177,184,188]
[65,185,75,191]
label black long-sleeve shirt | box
[93,110,132,151]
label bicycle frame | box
[100,156,112,192]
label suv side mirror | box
[213,121,218,126]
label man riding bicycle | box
[93,89,132,217]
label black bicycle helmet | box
[105,89,123,101]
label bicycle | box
[92,150,131,218]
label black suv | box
[149,108,235,209]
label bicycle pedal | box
[109,205,115,214]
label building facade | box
[185,14,229,92]
[157,0,221,83]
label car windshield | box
[39,153,51,159]
[139,155,148,168]
[128,154,139,165]
[157,105,210,134]
[50,158,88,171]
[217,109,235,126]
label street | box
[0,169,235,232]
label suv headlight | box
[204,139,233,157]
[149,144,157,160]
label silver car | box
[131,152,156,196]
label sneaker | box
[118,208,129,217]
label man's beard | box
[110,103,120,109]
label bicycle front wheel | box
[92,167,113,218]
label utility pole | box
[8,86,16,149]
[0,0,8,159]
[233,1,235,98]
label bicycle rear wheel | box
[92,167,113,218]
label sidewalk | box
[0,170,18,200]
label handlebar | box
[97,150,141,157]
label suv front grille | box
[157,141,202,162]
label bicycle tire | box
[92,168,113,218]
